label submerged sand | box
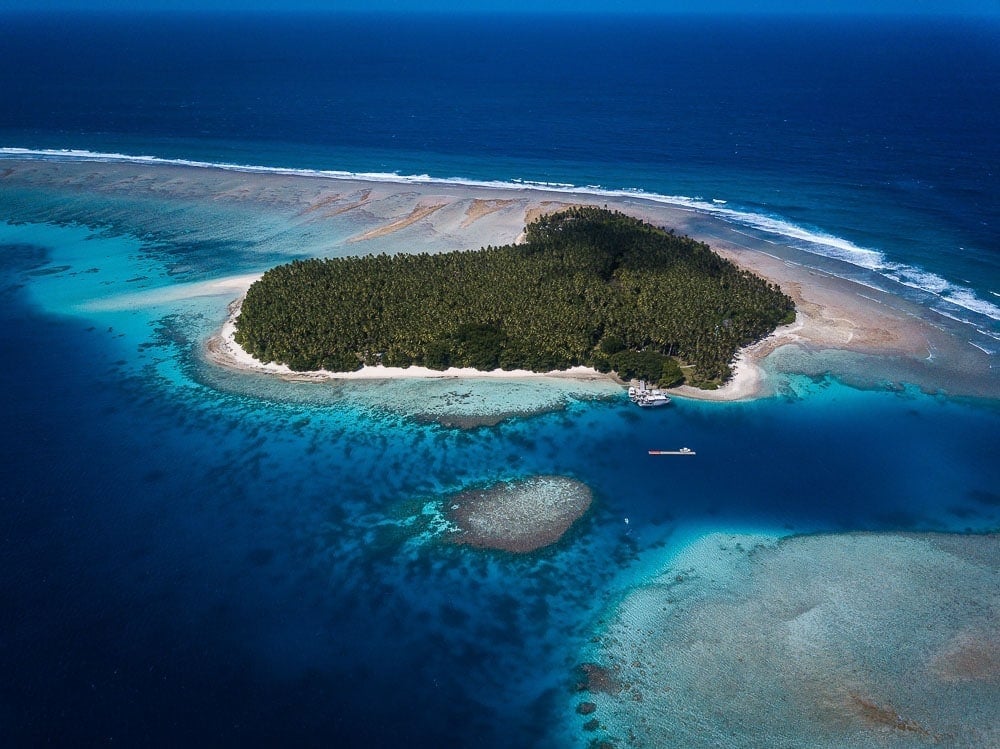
[4,157,994,401]
[577,532,999,748]
[200,178,992,401]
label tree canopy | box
[234,207,795,387]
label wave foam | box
[3,146,998,325]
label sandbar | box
[347,201,447,243]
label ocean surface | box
[1,12,998,748]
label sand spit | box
[663,245,985,401]
[461,198,517,228]
[446,476,593,553]
[347,201,447,243]
[666,221,995,400]
[578,531,999,748]
[82,273,262,312]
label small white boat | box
[648,447,695,455]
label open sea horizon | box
[1,12,998,747]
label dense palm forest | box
[234,208,795,387]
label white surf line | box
[8,146,999,323]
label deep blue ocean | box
[1,13,998,748]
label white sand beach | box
[204,296,614,385]
[196,175,980,402]
[6,157,985,400]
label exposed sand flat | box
[3,157,994,399]
[460,198,516,228]
[578,532,999,749]
[715,247,932,357]
[347,201,447,243]
[664,258,937,402]
[322,188,372,217]
[297,190,344,215]
[656,228,991,400]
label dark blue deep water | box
[1,13,998,748]
[3,13,998,330]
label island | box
[233,208,795,389]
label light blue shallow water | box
[1,12,998,748]
[1,203,997,747]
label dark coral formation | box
[447,476,592,553]
[573,663,621,695]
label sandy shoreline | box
[202,251,927,402]
[201,223,970,402]
[664,248,946,401]
[204,297,617,385]
[4,156,990,399]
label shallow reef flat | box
[375,376,620,428]
[3,157,996,403]
[579,532,998,748]
[446,475,593,553]
[203,305,623,428]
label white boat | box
[631,380,671,407]
[636,391,671,407]
[648,447,695,455]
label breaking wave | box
[3,146,998,326]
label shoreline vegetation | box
[232,208,795,391]
[1,156,988,401]
[196,169,996,401]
